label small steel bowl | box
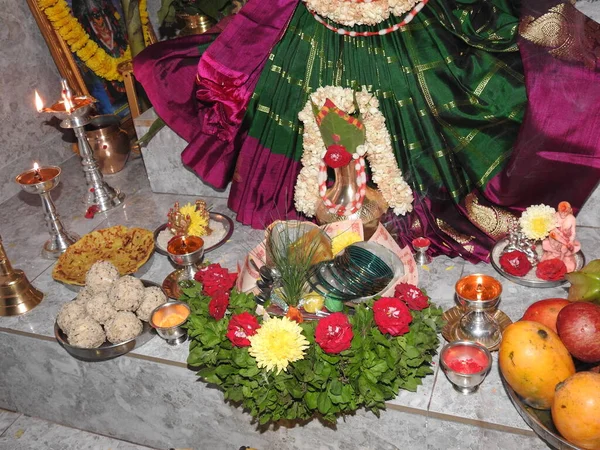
[150,301,191,345]
[440,340,492,394]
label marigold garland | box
[139,0,153,46]
[37,0,152,81]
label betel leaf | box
[312,99,366,154]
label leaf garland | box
[183,282,444,424]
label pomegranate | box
[556,302,600,363]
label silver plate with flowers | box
[154,212,234,256]
[490,238,585,288]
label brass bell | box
[0,235,43,316]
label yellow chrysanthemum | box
[519,204,557,240]
[179,203,210,237]
[331,231,363,255]
[248,317,309,374]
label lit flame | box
[35,91,44,112]
[33,162,40,171]
[475,276,483,289]
[62,91,73,113]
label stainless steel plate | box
[490,237,585,288]
[153,212,234,256]
[500,373,581,450]
[54,279,160,361]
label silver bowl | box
[54,279,160,361]
[150,301,191,345]
[440,340,492,394]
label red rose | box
[324,144,352,168]
[372,297,412,336]
[499,250,532,277]
[394,283,429,311]
[226,312,260,347]
[315,312,353,354]
[195,263,237,296]
[536,259,567,281]
[208,291,229,320]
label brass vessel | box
[178,14,215,36]
[315,163,388,239]
[0,236,43,316]
[82,115,131,174]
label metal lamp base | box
[42,232,80,260]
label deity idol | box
[541,201,581,273]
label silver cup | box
[440,340,492,394]
[150,301,191,345]
[166,235,205,282]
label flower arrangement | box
[303,0,419,27]
[295,86,413,217]
[182,264,443,424]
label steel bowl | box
[150,301,190,345]
[440,340,492,394]
[54,279,160,361]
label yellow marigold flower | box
[248,317,309,374]
[38,0,57,9]
[179,203,210,237]
[519,204,557,240]
[331,230,363,255]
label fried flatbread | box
[53,226,154,285]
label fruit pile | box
[499,295,600,449]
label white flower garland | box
[295,86,414,217]
[303,0,419,27]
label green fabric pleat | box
[242,0,526,203]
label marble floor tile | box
[429,350,531,431]
[0,409,20,436]
[426,417,550,449]
[0,414,157,450]
[577,181,600,228]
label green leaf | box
[315,101,366,154]
[199,328,221,348]
[226,387,244,402]
[197,367,220,385]
[180,280,203,298]
[329,379,342,396]
[215,365,235,377]
[317,391,332,415]
[305,391,318,410]
[239,366,260,378]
